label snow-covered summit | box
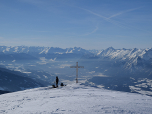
[0,84,152,114]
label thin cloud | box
[83,26,99,36]
[80,6,143,21]
[80,7,108,20]
[92,26,98,33]
[31,30,52,33]
[80,7,145,30]
[108,7,144,19]
[80,7,126,28]
[18,0,43,5]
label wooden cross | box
[70,62,84,83]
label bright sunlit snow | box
[0,84,152,114]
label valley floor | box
[0,84,152,114]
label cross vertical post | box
[70,62,84,83]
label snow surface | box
[0,84,152,114]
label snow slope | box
[0,84,152,114]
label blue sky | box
[0,0,152,49]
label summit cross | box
[70,62,84,83]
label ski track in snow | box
[0,84,152,114]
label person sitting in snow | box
[56,76,59,87]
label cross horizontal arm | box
[78,66,84,68]
[70,66,84,68]
[70,66,77,68]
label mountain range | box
[0,46,152,96]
